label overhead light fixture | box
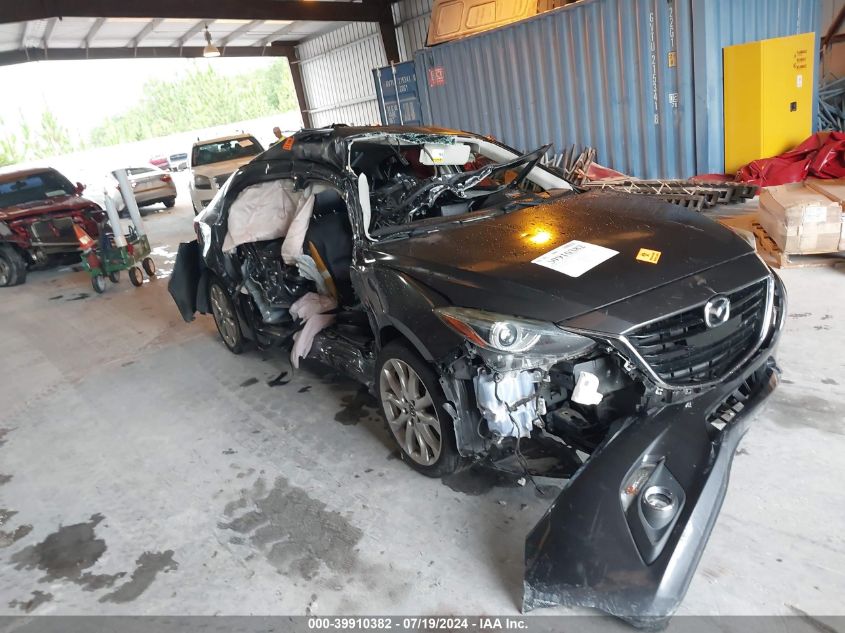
[203,25,220,58]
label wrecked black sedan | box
[169,125,785,626]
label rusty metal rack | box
[542,145,596,186]
[580,179,758,210]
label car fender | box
[363,265,463,362]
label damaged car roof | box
[257,125,471,172]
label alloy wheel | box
[0,258,9,286]
[379,358,442,466]
[209,284,239,349]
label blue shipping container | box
[412,0,820,178]
[373,61,424,126]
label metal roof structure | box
[0,1,399,62]
[1,16,319,60]
[0,1,400,126]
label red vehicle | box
[0,167,104,287]
[149,155,169,170]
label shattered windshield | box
[349,134,563,237]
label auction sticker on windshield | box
[532,240,618,277]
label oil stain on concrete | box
[768,392,844,437]
[442,465,522,496]
[8,590,53,613]
[9,513,178,601]
[99,550,178,603]
[0,508,33,548]
[442,466,560,499]
[219,476,362,581]
[334,387,379,426]
[9,513,126,590]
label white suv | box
[188,134,264,214]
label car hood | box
[0,195,100,222]
[191,158,253,179]
[372,191,761,324]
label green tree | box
[90,59,299,147]
[0,110,75,167]
[0,131,24,167]
[37,110,76,157]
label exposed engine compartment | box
[433,336,651,478]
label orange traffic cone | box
[73,223,101,270]
[73,223,96,252]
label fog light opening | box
[643,486,675,512]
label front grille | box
[626,279,769,386]
[29,217,78,245]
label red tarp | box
[735,131,845,186]
[584,162,628,181]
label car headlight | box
[435,307,595,358]
[0,221,11,237]
[194,175,212,190]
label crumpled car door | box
[168,240,203,322]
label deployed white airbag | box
[222,180,299,252]
[281,188,316,264]
[289,292,338,368]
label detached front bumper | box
[523,348,779,627]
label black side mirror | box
[75,182,86,195]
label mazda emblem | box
[704,295,731,328]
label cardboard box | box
[805,179,845,249]
[758,183,842,254]
[806,178,845,203]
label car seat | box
[305,189,354,306]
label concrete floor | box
[0,184,843,620]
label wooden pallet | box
[752,222,845,269]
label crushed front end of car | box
[433,268,786,626]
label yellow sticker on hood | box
[636,248,661,264]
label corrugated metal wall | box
[415,0,697,179]
[297,0,433,128]
[821,0,845,76]
[415,0,820,178]
[394,0,434,61]
[300,0,820,176]
[691,0,820,175]
[297,23,387,128]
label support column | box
[368,0,400,64]
[285,48,313,129]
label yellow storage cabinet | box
[723,32,815,174]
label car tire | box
[209,280,244,354]
[128,266,144,287]
[164,198,176,209]
[376,341,462,477]
[0,244,27,287]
